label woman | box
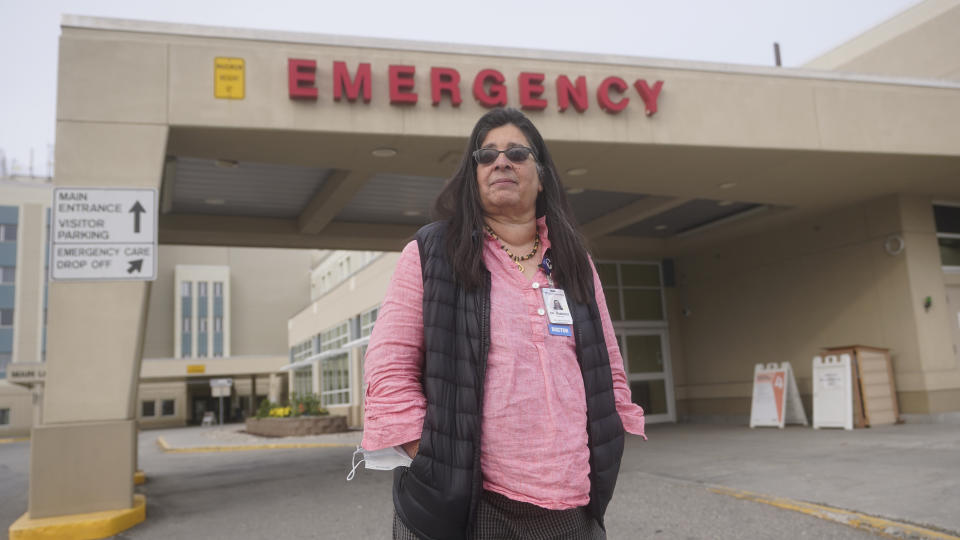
[362,107,646,539]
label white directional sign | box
[51,188,158,281]
[210,378,233,398]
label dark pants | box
[392,490,606,540]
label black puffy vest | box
[393,221,625,540]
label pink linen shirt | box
[362,218,645,510]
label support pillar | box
[28,104,167,522]
[249,374,257,416]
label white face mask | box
[346,445,413,481]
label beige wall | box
[673,194,960,416]
[1,179,52,367]
[144,245,313,358]
[289,252,400,345]
[136,382,186,429]
[0,381,33,436]
[0,181,50,438]
[287,252,401,427]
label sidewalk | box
[147,423,362,453]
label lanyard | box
[539,248,555,288]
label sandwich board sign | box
[749,362,808,428]
[50,187,158,281]
[812,354,854,430]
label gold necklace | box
[485,225,540,272]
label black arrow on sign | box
[127,259,144,274]
[129,201,146,233]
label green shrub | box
[255,399,273,419]
[290,393,329,416]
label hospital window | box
[0,308,12,327]
[291,339,314,364]
[0,266,13,284]
[320,322,349,352]
[141,401,156,417]
[181,281,192,357]
[595,262,665,322]
[0,224,16,242]
[0,408,9,426]
[198,319,208,357]
[360,306,378,338]
[321,354,350,407]
[293,367,313,396]
[161,399,175,416]
[934,204,960,269]
[213,281,224,357]
[197,282,208,356]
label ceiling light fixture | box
[719,182,737,189]
[566,187,585,195]
[566,168,588,176]
[371,148,398,158]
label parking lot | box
[3,422,958,539]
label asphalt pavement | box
[2,421,958,539]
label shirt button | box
[532,282,540,289]
[537,308,545,316]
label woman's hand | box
[401,439,420,458]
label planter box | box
[245,416,348,437]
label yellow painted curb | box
[8,493,146,540]
[710,487,959,540]
[134,470,146,485]
[155,435,354,453]
[0,437,30,444]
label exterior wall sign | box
[50,188,158,281]
[215,57,245,99]
[288,60,664,116]
[7,363,46,386]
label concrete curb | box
[710,487,960,539]
[8,493,146,540]
[155,435,355,453]
[0,437,30,444]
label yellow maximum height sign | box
[215,57,245,99]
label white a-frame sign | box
[749,362,808,428]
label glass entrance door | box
[617,329,675,423]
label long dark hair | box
[433,107,594,303]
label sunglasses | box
[472,146,536,165]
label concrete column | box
[31,384,43,426]
[268,373,281,404]
[311,359,321,397]
[30,115,167,517]
[249,374,257,416]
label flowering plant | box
[255,394,329,419]
[268,406,292,418]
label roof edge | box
[804,0,959,70]
[60,14,960,90]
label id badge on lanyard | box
[542,288,573,336]
[538,249,573,337]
